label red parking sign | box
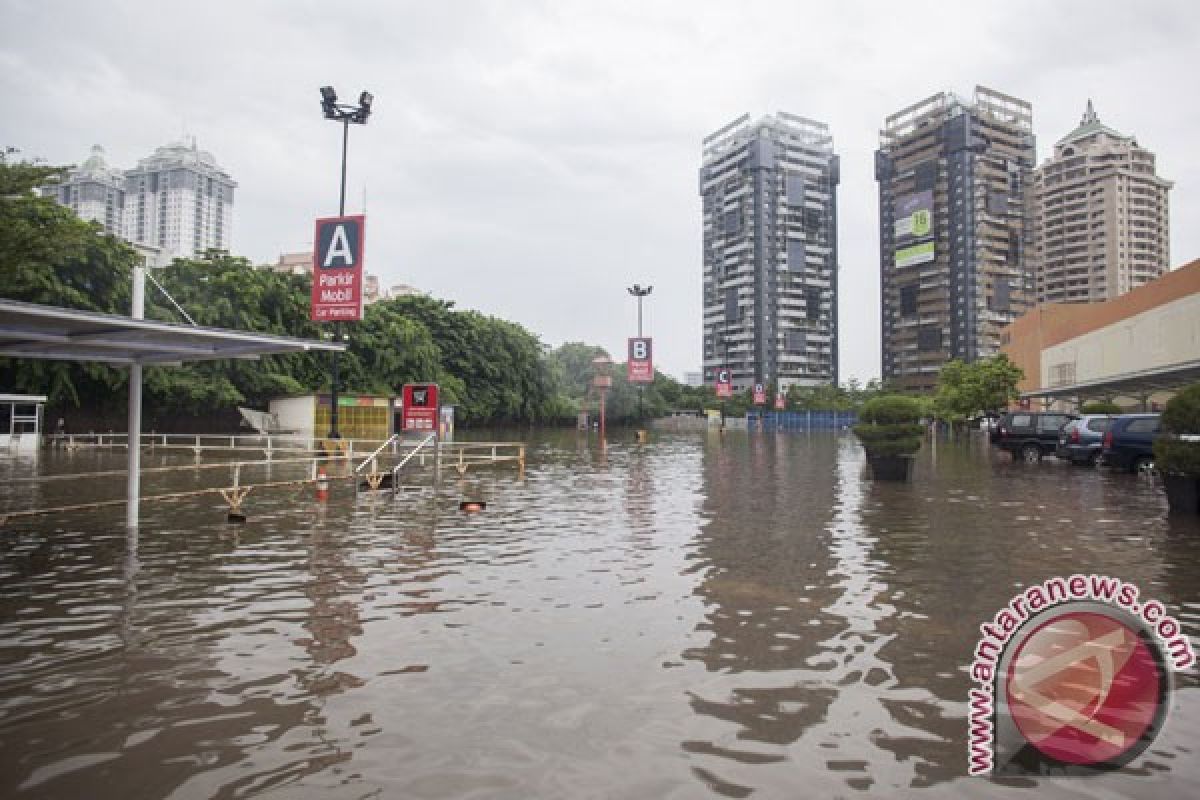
[311,215,365,322]
[402,383,439,432]
[715,368,732,399]
[627,337,653,384]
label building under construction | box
[875,86,1036,391]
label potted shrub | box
[1155,384,1200,514]
[854,395,925,481]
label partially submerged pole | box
[127,264,145,528]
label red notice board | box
[402,383,439,432]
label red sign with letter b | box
[627,337,653,384]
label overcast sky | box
[3,0,1198,382]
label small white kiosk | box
[0,393,46,453]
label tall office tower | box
[1033,100,1172,303]
[123,139,236,262]
[44,145,127,236]
[700,113,840,393]
[876,86,1036,392]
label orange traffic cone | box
[315,467,329,502]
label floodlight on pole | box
[626,284,653,420]
[317,85,374,438]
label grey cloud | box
[2,0,1198,382]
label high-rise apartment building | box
[44,145,127,237]
[123,139,236,262]
[700,113,840,393]
[1033,101,1172,304]
[876,86,1036,391]
[44,139,236,266]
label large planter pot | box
[1163,473,1200,515]
[866,453,915,482]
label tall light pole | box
[319,86,373,437]
[627,284,652,420]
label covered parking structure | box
[0,296,344,526]
[1020,358,1200,410]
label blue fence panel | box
[745,410,857,432]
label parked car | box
[991,411,1076,462]
[1056,415,1115,466]
[1102,414,1162,474]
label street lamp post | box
[319,86,373,438]
[627,284,652,420]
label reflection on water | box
[1,431,1198,797]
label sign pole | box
[434,418,442,487]
[329,118,350,438]
[637,293,644,420]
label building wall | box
[1002,257,1200,393]
[269,396,317,438]
[700,112,839,393]
[1040,292,1200,390]
[876,86,1035,392]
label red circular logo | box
[1004,611,1164,766]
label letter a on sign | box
[323,226,355,267]
[310,214,366,322]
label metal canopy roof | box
[0,299,345,365]
[1021,358,1200,401]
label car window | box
[1009,414,1032,428]
[1125,418,1159,434]
[1038,415,1068,432]
[1086,418,1111,433]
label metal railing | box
[389,433,439,492]
[355,433,400,474]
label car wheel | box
[1021,444,1042,464]
[1133,456,1156,476]
[1089,452,1101,467]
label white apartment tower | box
[123,139,236,262]
[1033,101,1172,303]
[700,113,840,393]
[45,145,127,237]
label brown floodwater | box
[1,431,1199,798]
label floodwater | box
[1,431,1199,799]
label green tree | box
[0,149,140,408]
[932,355,1024,425]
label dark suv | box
[991,411,1076,463]
[1056,415,1114,466]
[1102,414,1161,474]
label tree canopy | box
[932,354,1024,422]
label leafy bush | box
[1155,384,1200,477]
[854,395,924,458]
[1080,401,1122,415]
[853,423,925,444]
[857,395,924,426]
[1155,438,1200,477]
[1162,384,1200,434]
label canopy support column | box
[127,265,145,529]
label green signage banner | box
[895,241,935,268]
